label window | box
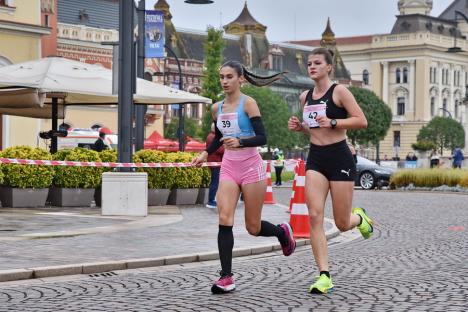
[396,68,401,83]
[430,67,433,83]
[44,14,49,27]
[362,69,369,85]
[403,67,408,83]
[442,99,447,117]
[445,69,449,85]
[397,97,405,116]
[442,69,446,84]
[190,104,198,119]
[272,54,283,71]
[455,100,459,118]
[393,131,401,148]
[430,97,435,116]
[0,0,6,6]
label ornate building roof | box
[319,18,351,82]
[223,2,267,36]
[398,0,433,15]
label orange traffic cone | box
[288,162,299,213]
[289,160,310,238]
[263,161,276,204]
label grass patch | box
[390,169,468,188]
[271,170,295,182]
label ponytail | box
[221,60,286,87]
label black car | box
[355,156,395,190]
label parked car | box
[356,156,395,190]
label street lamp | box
[184,0,214,3]
[447,10,468,53]
[439,107,453,119]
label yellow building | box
[292,0,468,159]
[0,0,50,149]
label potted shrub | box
[167,152,203,205]
[411,140,436,159]
[196,167,211,205]
[49,147,102,207]
[134,150,175,206]
[0,146,54,207]
[95,149,118,206]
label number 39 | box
[222,120,231,127]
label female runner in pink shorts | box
[192,60,296,294]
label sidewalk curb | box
[0,226,340,283]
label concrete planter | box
[48,187,95,207]
[0,187,49,208]
[196,188,209,205]
[148,188,171,206]
[167,188,199,205]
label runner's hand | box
[220,137,240,148]
[191,151,208,167]
[288,116,303,132]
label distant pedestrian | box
[192,60,296,294]
[93,132,108,152]
[272,149,284,186]
[205,125,224,209]
[452,147,464,169]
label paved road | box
[0,190,467,311]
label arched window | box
[455,100,459,118]
[430,97,435,116]
[362,69,369,85]
[397,97,405,115]
[403,67,408,83]
[396,68,401,83]
[442,99,447,116]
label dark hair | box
[220,60,285,87]
[99,132,106,138]
[310,48,334,65]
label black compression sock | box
[218,225,234,276]
[320,271,330,278]
[258,221,288,246]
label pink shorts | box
[220,148,266,185]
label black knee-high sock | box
[257,220,288,246]
[218,225,234,276]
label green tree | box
[241,85,301,151]
[200,26,225,138]
[164,117,200,141]
[347,87,392,146]
[416,116,465,155]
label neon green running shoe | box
[353,207,374,239]
[308,274,334,294]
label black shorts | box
[306,140,356,182]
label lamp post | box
[439,107,453,119]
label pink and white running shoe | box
[279,222,296,256]
[211,274,236,294]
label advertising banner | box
[145,10,165,58]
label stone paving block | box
[82,261,126,274]
[197,251,219,261]
[164,254,197,265]
[0,269,33,282]
[251,245,274,255]
[232,248,251,257]
[126,258,165,269]
[32,264,82,278]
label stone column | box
[438,62,443,116]
[409,59,416,118]
[382,61,389,104]
[449,64,455,117]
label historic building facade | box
[291,0,468,158]
[0,0,50,149]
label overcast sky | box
[146,0,454,42]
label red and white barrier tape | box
[0,158,301,169]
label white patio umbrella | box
[0,57,211,111]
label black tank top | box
[305,84,348,119]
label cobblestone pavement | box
[0,190,466,311]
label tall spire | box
[154,0,172,20]
[223,2,267,35]
[319,18,350,82]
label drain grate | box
[89,271,118,278]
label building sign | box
[145,10,165,58]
